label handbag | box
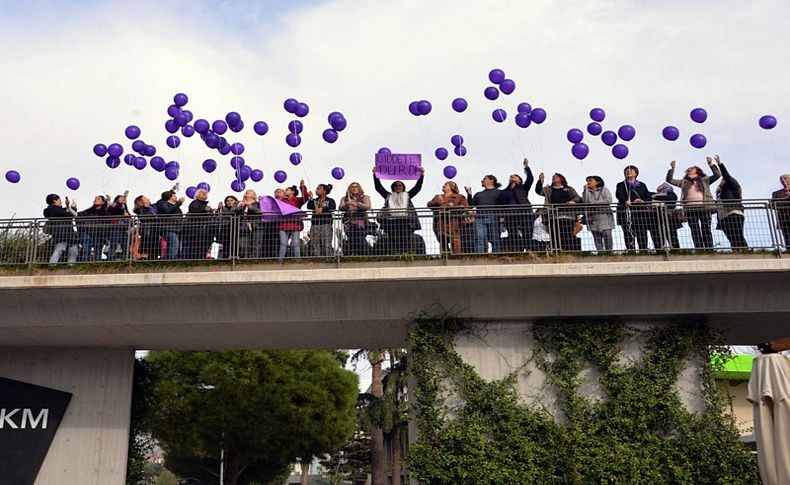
[573,220,584,236]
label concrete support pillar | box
[0,348,135,485]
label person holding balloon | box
[666,159,721,249]
[466,175,505,253]
[534,172,581,251]
[615,166,657,251]
[43,194,79,265]
[307,184,337,257]
[278,181,310,260]
[427,181,469,254]
[500,158,536,252]
[712,156,747,249]
[770,174,790,248]
[154,189,185,260]
[132,195,159,260]
[106,191,131,261]
[232,191,264,259]
[581,176,615,252]
[339,182,372,256]
[182,189,215,260]
[372,166,424,255]
[76,194,110,261]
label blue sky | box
[1,0,789,219]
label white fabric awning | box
[747,354,790,485]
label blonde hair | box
[443,181,459,194]
[346,182,364,197]
[243,189,258,199]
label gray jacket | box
[581,187,615,232]
[666,165,721,203]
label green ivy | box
[408,315,758,484]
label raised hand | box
[670,160,676,170]
[464,186,472,195]
[705,156,713,166]
[714,154,720,164]
[523,157,529,167]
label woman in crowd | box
[666,159,721,249]
[615,165,656,251]
[155,189,185,259]
[581,175,614,251]
[307,183,337,257]
[535,172,581,251]
[133,195,159,259]
[771,175,790,248]
[465,175,504,253]
[76,194,109,261]
[713,155,747,249]
[501,158,535,251]
[106,191,131,261]
[427,181,469,254]
[216,195,238,259]
[339,182,372,256]
[234,190,263,259]
[652,183,681,250]
[183,189,215,260]
[373,167,424,254]
[43,193,79,265]
[278,181,310,260]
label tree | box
[127,358,157,485]
[144,350,358,485]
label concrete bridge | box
[2,254,790,484]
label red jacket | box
[277,184,310,231]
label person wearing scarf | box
[501,158,536,251]
[713,155,747,249]
[535,172,582,251]
[307,183,337,257]
[771,173,790,248]
[373,166,424,254]
[666,159,721,249]
[339,182,372,256]
[581,175,614,251]
[277,181,310,260]
[615,165,657,251]
[652,182,681,249]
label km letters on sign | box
[374,153,422,180]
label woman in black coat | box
[615,165,658,250]
[712,155,747,248]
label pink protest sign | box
[259,196,305,222]
[375,153,422,180]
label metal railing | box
[1,199,788,268]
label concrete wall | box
[0,349,134,485]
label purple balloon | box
[151,156,166,172]
[250,169,264,182]
[230,180,245,192]
[484,86,500,101]
[435,147,449,160]
[5,170,20,183]
[443,165,457,179]
[274,170,287,183]
[589,108,606,122]
[106,157,120,169]
[408,101,420,116]
[123,154,135,165]
[612,144,629,160]
[166,161,180,171]
[284,98,298,113]
[165,168,179,181]
[181,125,195,137]
[186,186,197,199]
[219,143,232,156]
[253,121,269,136]
[515,112,531,128]
[499,79,516,95]
[66,177,80,190]
[197,182,211,192]
[571,143,589,160]
[202,159,217,173]
[328,112,343,122]
[183,110,193,123]
[454,145,467,157]
[662,126,680,141]
[690,108,708,123]
[488,68,505,84]
[378,147,391,155]
[230,142,245,155]
[167,105,181,117]
[529,108,547,124]
[106,143,123,157]
[165,119,179,134]
[330,116,347,131]
[131,140,146,153]
[759,115,778,130]
[322,129,338,144]
[166,136,181,149]
[230,156,245,169]
[587,122,602,136]
[229,120,244,133]
[618,125,636,142]
[93,144,107,157]
[517,102,532,113]
[237,165,252,181]
[212,120,228,135]
[125,125,141,140]
[286,133,302,147]
[289,152,303,165]
[134,157,147,170]
[173,93,188,106]
[226,112,241,127]
[567,129,584,144]
[288,120,304,134]
[144,145,156,157]
[194,119,210,134]
[690,133,707,149]
[601,130,618,146]
[295,102,310,117]
[450,135,464,147]
[331,167,345,180]
[492,109,507,123]
[417,100,431,115]
[175,112,189,127]
[452,98,468,113]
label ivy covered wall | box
[408,316,758,484]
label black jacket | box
[501,165,535,207]
[43,205,78,243]
[155,199,184,232]
[716,163,743,213]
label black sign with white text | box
[0,376,72,485]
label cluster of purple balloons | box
[514,103,546,128]
[408,100,432,116]
[662,107,708,148]
[567,108,634,160]
[185,182,212,199]
[322,111,348,144]
[484,68,516,100]
[284,98,310,118]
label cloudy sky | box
[1,0,788,220]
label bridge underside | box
[1,257,789,349]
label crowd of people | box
[39,156,790,264]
